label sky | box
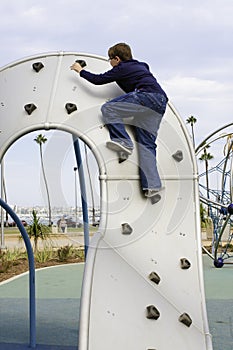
[0,0,233,209]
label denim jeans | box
[101,91,167,190]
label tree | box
[200,202,208,228]
[26,210,50,252]
[186,115,197,148]
[199,146,214,216]
[223,133,233,156]
[34,134,52,225]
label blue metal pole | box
[0,198,36,348]
[72,136,89,257]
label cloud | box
[1,0,233,206]
[163,75,233,144]
[165,75,232,101]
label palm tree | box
[34,134,52,225]
[199,146,214,216]
[200,202,208,229]
[223,133,233,156]
[186,115,197,148]
[26,209,50,252]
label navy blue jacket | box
[80,59,167,99]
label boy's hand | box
[70,62,83,73]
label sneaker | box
[144,187,164,198]
[106,141,133,155]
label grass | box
[0,245,85,281]
[2,226,98,235]
[0,224,89,280]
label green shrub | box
[34,247,55,263]
[57,245,74,262]
[0,248,26,273]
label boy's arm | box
[70,62,121,85]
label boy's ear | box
[115,56,121,63]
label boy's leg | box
[134,111,163,191]
[101,92,146,150]
[101,91,165,193]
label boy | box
[70,43,168,198]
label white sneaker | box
[144,187,165,198]
[106,141,133,155]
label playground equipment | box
[0,52,213,349]
[196,125,233,267]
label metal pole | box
[74,167,78,227]
[0,198,36,348]
[72,135,89,257]
[1,159,5,249]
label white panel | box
[0,52,212,350]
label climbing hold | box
[65,103,77,114]
[118,151,129,163]
[146,305,160,320]
[150,194,161,205]
[148,271,161,285]
[24,103,37,115]
[214,257,224,268]
[172,150,183,162]
[75,59,87,67]
[179,313,192,327]
[180,258,191,270]
[227,203,233,215]
[121,223,133,235]
[32,62,44,72]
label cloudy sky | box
[0,0,233,208]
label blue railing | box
[0,136,89,349]
[0,198,36,348]
[73,136,89,257]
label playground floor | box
[0,256,232,350]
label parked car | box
[0,220,27,227]
[21,220,28,226]
[57,217,82,228]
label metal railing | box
[0,198,36,348]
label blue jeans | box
[101,91,167,190]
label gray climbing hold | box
[32,62,44,72]
[150,194,161,205]
[172,150,183,162]
[65,103,77,114]
[148,271,161,285]
[179,313,192,327]
[121,223,133,235]
[146,305,160,320]
[180,258,191,270]
[24,103,37,115]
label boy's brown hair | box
[108,43,133,61]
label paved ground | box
[0,263,84,350]
[0,256,232,349]
[203,256,233,350]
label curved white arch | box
[0,52,213,350]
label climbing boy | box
[70,43,168,198]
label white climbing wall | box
[0,52,213,350]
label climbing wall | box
[0,52,213,350]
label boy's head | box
[108,43,133,61]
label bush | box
[0,248,26,273]
[34,247,55,263]
[57,245,73,262]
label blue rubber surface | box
[0,258,232,349]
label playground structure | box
[0,52,213,349]
[196,125,233,267]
